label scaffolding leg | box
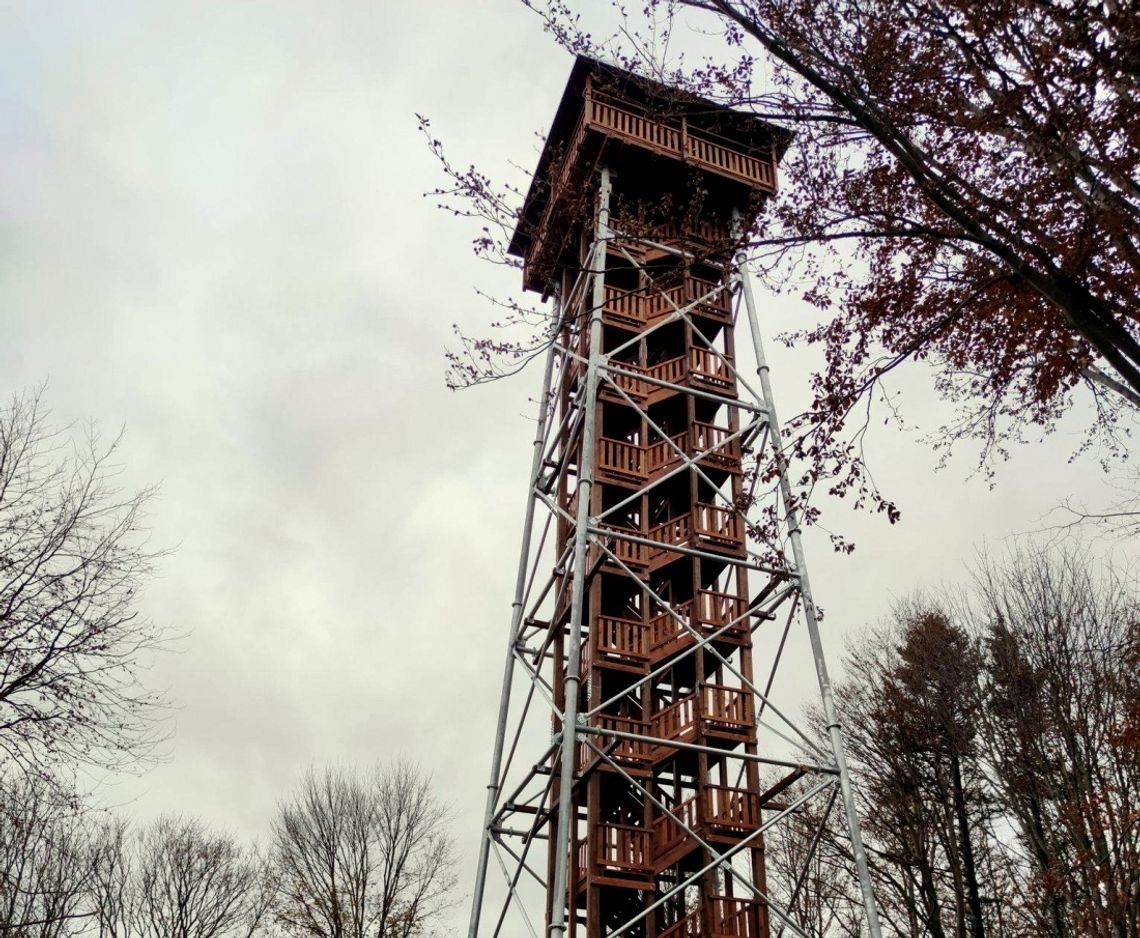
[468,302,562,938]
[547,165,612,938]
[735,239,884,938]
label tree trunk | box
[949,751,986,938]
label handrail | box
[652,793,700,854]
[599,426,739,480]
[645,431,688,472]
[581,714,654,766]
[648,599,694,649]
[694,502,743,545]
[708,897,764,938]
[594,614,650,660]
[595,522,650,568]
[691,421,742,466]
[690,347,734,388]
[704,784,761,830]
[598,436,645,479]
[647,513,692,559]
[697,589,748,631]
[586,92,776,190]
[651,695,697,742]
[657,908,703,938]
[594,822,652,872]
[702,683,755,728]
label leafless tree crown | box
[0,389,169,777]
[272,760,458,938]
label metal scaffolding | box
[465,55,882,938]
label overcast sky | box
[0,2,1132,934]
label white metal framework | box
[467,173,882,938]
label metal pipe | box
[583,540,830,760]
[593,378,759,520]
[601,360,769,414]
[548,166,612,938]
[580,724,837,775]
[585,525,784,575]
[468,297,562,938]
[734,221,884,938]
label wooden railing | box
[590,685,752,768]
[648,600,694,651]
[599,349,737,403]
[697,589,749,640]
[646,217,732,247]
[652,785,760,865]
[607,363,650,401]
[688,276,733,321]
[596,508,742,572]
[597,524,649,567]
[594,823,652,875]
[525,100,592,277]
[686,129,776,189]
[649,685,753,743]
[645,432,687,474]
[580,714,654,768]
[594,614,650,662]
[653,793,700,859]
[598,507,743,571]
[602,276,731,328]
[695,502,743,548]
[647,592,748,659]
[589,96,681,151]
[602,284,647,327]
[708,897,765,938]
[658,908,704,938]
[598,436,644,480]
[647,513,692,561]
[587,94,776,191]
[690,347,735,392]
[691,422,741,466]
[599,426,737,482]
[705,785,761,833]
[702,684,755,733]
[650,354,689,387]
[651,695,698,745]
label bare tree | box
[87,818,135,938]
[272,761,457,938]
[832,611,1014,938]
[763,783,863,938]
[810,546,1140,938]
[0,772,92,937]
[89,815,273,938]
[976,548,1140,938]
[0,389,168,778]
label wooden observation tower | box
[467,57,882,938]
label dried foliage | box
[0,389,168,778]
[426,0,1140,532]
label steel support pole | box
[735,237,884,938]
[468,297,562,938]
[548,165,612,938]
